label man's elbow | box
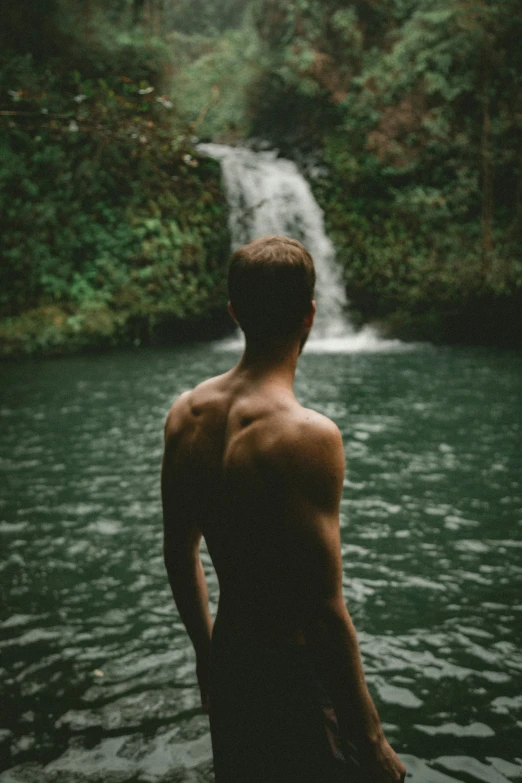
[163,541,182,572]
[163,541,197,579]
[308,594,350,630]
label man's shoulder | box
[266,405,344,472]
[164,389,191,439]
[258,406,344,514]
[164,373,230,440]
[281,405,342,445]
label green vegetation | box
[249,0,522,345]
[1,0,521,355]
[0,1,231,357]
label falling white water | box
[199,143,403,353]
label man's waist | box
[215,594,305,645]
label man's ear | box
[227,302,239,324]
[303,300,316,329]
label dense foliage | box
[1,0,521,355]
[249,0,522,344]
[0,1,231,357]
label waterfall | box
[199,144,401,353]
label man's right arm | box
[283,414,406,783]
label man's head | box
[228,235,316,347]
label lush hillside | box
[1,0,521,355]
[0,1,232,357]
[248,0,522,345]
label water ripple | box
[1,345,521,781]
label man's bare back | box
[163,363,344,643]
[161,235,406,783]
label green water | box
[1,342,521,782]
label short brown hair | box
[228,236,315,341]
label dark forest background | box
[1,0,521,356]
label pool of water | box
[1,341,521,782]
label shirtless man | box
[162,235,406,782]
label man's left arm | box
[161,417,213,711]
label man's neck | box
[234,336,302,389]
